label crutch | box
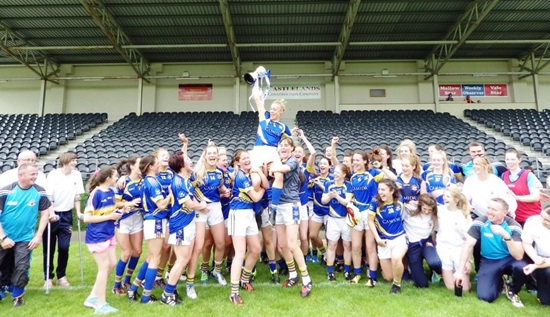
[45,222,51,295]
[76,215,84,283]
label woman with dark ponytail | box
[83,166,124,314]
[111,157,143,295]
[126,155,171,304]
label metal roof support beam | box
[0,23,59,82]
[518,43,550,79]
[424,0,499,79]
[81,0,150,82]
[218,0,241,77]
[331,0,361,76]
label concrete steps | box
[37,120,115,168]
[459,116,550,170]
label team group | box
[0,91,549,313]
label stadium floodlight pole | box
[76,217,84,283]
[45,222,51,295]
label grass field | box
[1,240,547,317]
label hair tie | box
[93,169,100,177]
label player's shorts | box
[116,212,143,235]
[86,236,116,253]
[168,221,196,246]
[377,234,408,260]
[326,216,351,242]
[143,218,168,240]
[227,209,259,237]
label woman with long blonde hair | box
[436,186,472,292]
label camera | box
[244,66,270,86]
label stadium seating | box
[71,111,256,179]
[465,109,549,178]
[0,113,108,172]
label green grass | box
[2,242,547,317]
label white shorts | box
[306,201,314,217]
[299,203,309,221]
[436,243,462,271]
[377,234,408,260]
[352,211,370,232]
[326,216,351,242]
[227,209,259,237]
[195,202,224,228]
[116,212,143,235]
[260,207,272,228]
[250,145,280,168]
[143,218,168,240]
[168,221,196,246]
[275,203,301,226]
[310,213,327,224]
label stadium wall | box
[0,60,548,119]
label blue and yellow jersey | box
[142,175,169,220]
[350,171,381,212]
[254,111,291,147]
[230,169,255,210]
[324,181,352,218]
[192,169,223,203]
[299,163,315,206]
[368,199,406,240]
[115,177,142,221]
[423,162,462,180]
[169,174,195,233]
[395,174,423,203]
[85,187,116,244]
[157,168,174,195]
[220,166,233,220]
[312,174,332,216]
[421,170,455,204]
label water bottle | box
[292,202,300,225]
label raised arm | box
[178,133,188,156]
[330,136,340,166]
[299,129,317,169]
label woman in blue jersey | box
[309,157,332,264]
[228,150,267,306]
[151,147,174,288]
[127,154,171,304]
[111,157,143,295]
[249,84,292,167]
[403,193,441,288]
[367,179,408,294]
[270,136,312,298]
[396,155,424,204]
[349,150,383,285]
[421,149,455,204]
[321,164,352,281]
[160,151,209,306]
[83,166,124,314]
[292,129,317,262]
[423,144,463,182]
[193,142,230,287]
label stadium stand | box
[70,111,256,179]
[0,113,108,172]
[465,109,549,177]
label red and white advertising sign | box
[178,84,212,101]
[438,84,462,97]
[484,84,508,97]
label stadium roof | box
[1,0,549,80]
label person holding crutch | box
[43,151,85,289]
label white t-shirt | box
[46,168,85,211]
[462,174,517,217]
[403,211,434,243]
[436,205,472,248]
[0,167,47,188]
[522,215,550,257]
